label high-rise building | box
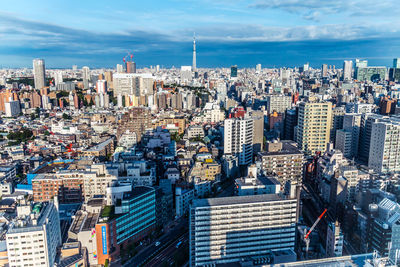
[126,61,136,73]
[33,58,46,89]
[296,100,332,154]
[230,65,238,78]
[6,201,61,267]
[284,108,298,141]
[82,66,90,89]
[368,118,400,173]
[322,64,328,77]
[256,63,262,73]
[181,66,192,83]
[5,100,20,117]
[54,71,63,86]
[189,193,298,266]
[266,94,292,114]
[192,34,196,71]
[393,58,400,68]
[96,80,107,94]
[335,113,361,159]
[224,117,254,166]
[343,60,353,80]
[116,64,124,73]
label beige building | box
[296,100,332,154]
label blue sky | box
[1,0,400,68]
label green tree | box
[62,113,72,120]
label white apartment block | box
[224,117,254,166]
[369,120,400,173]
[6,202,61,267]
[189,194,298,266]
[266,94,292,114]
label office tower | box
[6,201,61,267]
[322,64,328,77]
[126,61,136,73]
[181,66,192,83]
[394,58,400,68]
[224,117,254,166]
[96,80,107,94]
[368,119,400,173]
[266,94,292,114]
[258,140,304,186]
[356,66,387,81]
[343,60,353,80]
[33,58,46,89]
[189,194,298,266]
[230,65,238,78]
[335,114,361,159]
[256,63,262,73]
[326,221,344,257]
[5,100,20,117]
[355,59,368,68]
[303,62,310,72]
[116,64,124,73]
[113,73,154,97]
[54,71,63,85]
[192,34,196,71]
[82,66,90,89]
[296,100,333,155]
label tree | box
[62,113,72,120]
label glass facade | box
[115,188,155,244]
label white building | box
[181,66,192,84]
[189,194,298,266]
[235,164,280,196]
[113,73,154,97]
[175,187,194,218]
[266,94,292,114]
[343,60,353,80]
[96,80,107,94]
[5,101,20,117]
[33,59,46,89]
[368,119,400,173]
[6,201,61,267]
[224,117,254,166]
[186,125,204,139]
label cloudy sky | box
[1,0,400,68]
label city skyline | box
[1,0,400,68]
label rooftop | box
[193,194,285,208]
[258,140,302,156]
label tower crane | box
[304,208,327,255]
[43,125,74,158]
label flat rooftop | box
[193,194,288,208]
[258,141,302,156]
[267,253,382,267]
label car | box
[155,241,160,247]
[176,241,182,248]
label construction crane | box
[304,208,327,255]
[43,125,74,158]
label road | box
[122,219,188,267]
[146,234,189,267]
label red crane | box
[304,208,327,254]
[43,125,74,156]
